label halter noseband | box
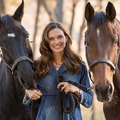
[88,48,119,72]
[85,27,120,83]
[0,46,33,75]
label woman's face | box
[48,28,68,55]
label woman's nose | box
[54,38,59,43]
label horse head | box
[0,0,36,90]
[85,2,120,102]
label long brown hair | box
[35,21,82,77]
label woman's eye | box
[58,36,63,39]
[49,38,53,40]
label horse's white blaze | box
[97,29,100,39]
[8,33,15,37]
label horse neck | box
[112,19,120,90]
[113,56,120,91]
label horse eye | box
[84,41,90,47]
[114,39,118,45]
[26,35,29,41]
[26,35,29,38]
[115,39,118,43]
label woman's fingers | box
[34,93,42,99]
[57,82,79,94]
[34,90,42,96]
[58,82,69,87]
[57,82,70,92]
[31,90,42,99]
[64,86,70,94]
[25,89,42,100]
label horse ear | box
[85,2,94,22]
[106,2,116,21]
[12,0,24,22]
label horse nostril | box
[95,84,112,95]
[107,84,112,95]
[95,85,102,94]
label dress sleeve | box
[79,63,93,108]
[22,93,41,107]
[22,79,41,107]
[22,94,32,105]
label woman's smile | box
[54,44,62,49]
[48,28,67,54]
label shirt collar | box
[48,63,67,78]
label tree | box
[42,0,63,23]
[42,0,55,21]
[78,0,88,52]
[54,0,63,23]
[33,0,41,55]
[69,0,79,35]
[0,0,5,14]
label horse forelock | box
[0,15,21,33]
[86,12,116,37]
[91,12,110,29]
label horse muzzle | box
[18,72,37,90]
[95,84,113,102]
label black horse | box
[0,0,37,120]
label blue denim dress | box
[23,62,93,120]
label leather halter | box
[85,47,119,84]
[85,25,120,83]
[87,49,119,72]
[0,46,33,75]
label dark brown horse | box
[0,0,37,120]
[85,2,120,120]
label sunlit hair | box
[35,21,82,77]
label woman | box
[23,21,93,120]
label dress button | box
[51,106,55,110]
[46,87,50,91]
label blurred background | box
[1,0,120,119]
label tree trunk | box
[54,0,63,23]
[69,2,76,35]
[0,0,5,14]
[78,0,88,52]
[42,0,55,21]
[78,18,86,52]
[33,0,41,56]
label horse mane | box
[91,12,110,29]
[0,15,21,33]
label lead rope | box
[31,100,35,120]
[31,87,39,120]
[56,75,93,120]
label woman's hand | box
[57,82,81,99]
[57,82,79,94]
[25,89,42,100]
